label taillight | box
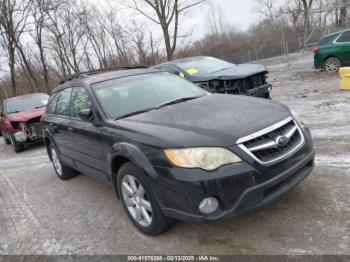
[313,47,319,55]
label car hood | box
[7,107,45,122]
[112,94,291,148]
[189,64,267,82]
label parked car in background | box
[43,68,314,235]
[314,28,350,72]
[152,56,272,99]
[0,93,49,152]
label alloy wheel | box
[325,59,340,72]
[51,147,62,176]
[121,175,153,227]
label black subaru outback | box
[43,68,315,235]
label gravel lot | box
[0,52,349,255]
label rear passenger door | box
[45,88,74,164]
[69,87,108,183]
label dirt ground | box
[0,52,349,255]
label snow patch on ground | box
[316,154,350,168]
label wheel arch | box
[323,55,343,65]
[108,142,159,198]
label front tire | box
[9,135,23,153]
[117,162,172,235]
[324,57,341,72]
[50,145,77,180]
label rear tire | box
[9,135,23,153]
[323,57,341,72]
[50,144,77,180]
[117,162,173,236]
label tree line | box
[0,0,348,100]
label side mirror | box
[0,111,4,118]
[78,108,93,122]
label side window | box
[319,35,336,45]
[46,93,58,114]
[337,31,350,43]
[71,87,92,118]
[55,88,72,116]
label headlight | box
[291,110,304,126]
[164,147,242,171]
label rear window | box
[318,34,337,45]
[336,31,350,43]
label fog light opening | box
[199,197,219,214]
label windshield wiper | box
[34,105,46,109]
[156,96,203,109]
[7,110,20,114]
[114,107,157,120]
[114,96,203,120]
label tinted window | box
[336,31,350,42]
[174,57,236,76]
[46,93,59,114]
[318,34,337,45]
[6,94,49,114]
[93,73,206,119]
[54,88,72,116]
[71,87,92,118]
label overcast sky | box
[93,0,260,40]
[184,0,259,38]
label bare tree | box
[119,0,207,61]
[31,0,52,93]
[0,0,30,96]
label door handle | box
[68,127,74,132]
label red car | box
[0,93,49,152]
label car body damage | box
[0,93,48,152]
[152,56,272,99]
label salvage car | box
[0,93,49,152]
[152,56,272,99]
[43,68,314,235]
[314,28,350,72]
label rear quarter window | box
[318,34,337,45]
[336,31,350,43]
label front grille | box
[237,117,304,165]
[226,74,266,94]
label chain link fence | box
[220,37,311,64]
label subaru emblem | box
[275,135,289,147]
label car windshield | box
[6,94,49,114]
[92,73,206,119]
[174,57,236,76]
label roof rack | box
[59,65,148,84]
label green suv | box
[314,29,350,72]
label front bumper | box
[152,128,314,222]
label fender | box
[108,142,159,180]
[43,128,61,159]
